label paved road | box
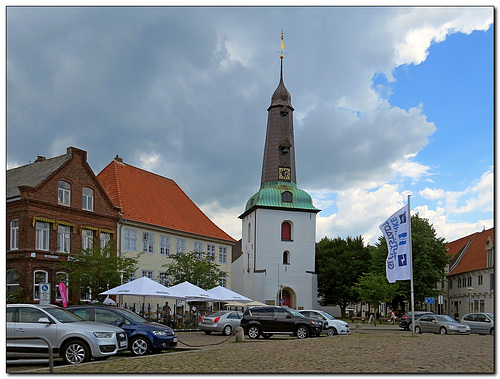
[7,324,494,374]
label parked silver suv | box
[7,304,128,364]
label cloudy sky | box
[6,6,494,245]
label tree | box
[354,273,396,325]
[316,236,372,316]
[372,214,449,312]
[60,241,140,303]
[160,251,226,290]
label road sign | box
[424,297,435,304]
[40,283,51,305]
[438,295,444,305]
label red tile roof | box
[446,227,494,275]
[97,159,235,243]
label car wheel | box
[222,325,232,336]
[248,325,260,339]
[62,339,90,365]
[327,327,337,336]
[490,328,494,336]
[130,336,151,356]
[408,324,412,332]
[414,326,422,334]
[296,326,309,339]
[203,330,212,335]
[440,327,447,335]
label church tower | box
[232,33,320,309]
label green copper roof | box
[241,181,320,217]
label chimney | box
[35,155,46,163]
[115,155,124,164]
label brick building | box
[7,147,120,304]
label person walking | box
[162,302,172,327]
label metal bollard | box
[234,326,245,342]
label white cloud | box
[419,187,445,200]
[393,7,493,66]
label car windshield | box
[318,312,336,320]
[113,308,149,323]
[43,307,84,323]
[287,308,304,317]
[435,315,455,323]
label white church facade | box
[231,38,320,310]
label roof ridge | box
[449,233,477,272]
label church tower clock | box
[232,33,320,309]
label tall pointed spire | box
[240,32,319,218]
[261,31,295,185]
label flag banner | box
[379,204,411,283]
[58,282,67,307]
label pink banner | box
[58,282,67,307]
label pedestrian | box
[162,302,172,327]
[454,312,459,322]
[390,310,397,325]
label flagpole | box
[408,195,415,336]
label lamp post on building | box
[467,287,474,313]
[118,270,125,306]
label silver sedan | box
[415,314,470,335]
[199,311,243,336]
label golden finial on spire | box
[280,30,285,59]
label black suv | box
[240,306,324,339]
[399,311,434,331]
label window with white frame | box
[57,225,71,253]
[194,241,203,258]
[207,244,216,260]
[176,238,186,254]
[124,228,137,251]
[10,219,19,250]
[34,270,48,300]
[82,187,94,211]
[160,235,171,255]
[219,247,227,264]
[58,181,71,206]
[143,232,155,253]
[478,275,483,286]
[35,221,50,251]
[55,272,68,302]
[100,232,111,249]
[82,229,94,250]
[142,270,154,279]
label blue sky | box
[6,6,494,244]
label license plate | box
[120,341,127,347]
[173,337,177,342]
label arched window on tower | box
[281,221,292,241]
[283,250,290,265]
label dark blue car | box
[67,305,177,356]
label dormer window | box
[282,191,292,203]
[58,181,71,206]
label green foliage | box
[7,288,25,304]
[354,273,396,321]
[373,214,449,310]
[316,236,371,316]
[160,251,226,290]
[60,241,140,301]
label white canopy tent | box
[207,286,252,302]
[167,281,221,302]
[100,276,186,299]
